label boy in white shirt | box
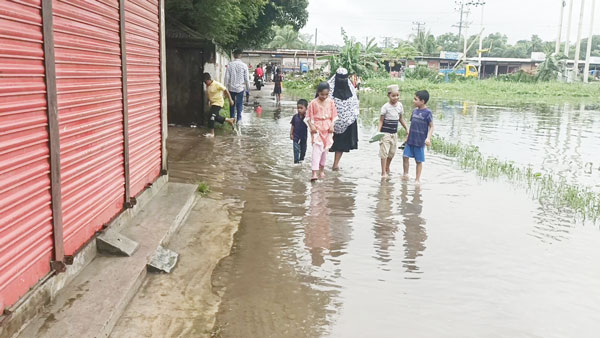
[378,85,409,178]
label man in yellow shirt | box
[203,72,236,137]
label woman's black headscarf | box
[333,72,353,100]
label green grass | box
[285,77,600,105]
[197,182,211,196]
[366,78,600,104]
[430,136,600,220]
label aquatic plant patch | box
[430,136,600,220]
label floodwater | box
[361,96,600,191]
[167,86,600,338]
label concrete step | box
[16,183,197,338]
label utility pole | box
[412,21,426,36]
[564,0,574,57]
[457,2,464,43]
[478,4,485,79]
[574,0,586,78]
[556,0,567,54]
[382,36,392,49]
[314,28,317,70]
[454,1,485,55]
[454,2,466,50]
[584,0,596,82]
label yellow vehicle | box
[440,64,479,78]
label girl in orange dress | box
[306,82,338,181]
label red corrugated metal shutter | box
[0,0,54,312]
[53,0,125,255]
[125,0,161,197]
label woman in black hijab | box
[328,68,360,170]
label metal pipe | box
[159,0,168,174]
[478,4,485,79]
[119,0,132,207]
[41,0,66,272]
[584,0,596,82]
[574,0,586,78]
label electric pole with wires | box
[412,21,426,36]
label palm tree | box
[412,31,438,56]
[385,43,422,67]
[321,29,382,77]
[268,25,304,49]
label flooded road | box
[167,86,600,338]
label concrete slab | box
[147,246,178,273]
[15,182,197,338]
[97,229,139,257]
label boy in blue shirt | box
[403,90,434,183]
[290,99,308,163]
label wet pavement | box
[164,85,600,338]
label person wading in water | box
[328,68,360,171]
[224,49,250,123]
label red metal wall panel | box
[125,0,161,197]
[0,0,54,312]
[53,0,125,255]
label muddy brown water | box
[167,87,600,338]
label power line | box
[453,1,486,53]
[381,36,393,49]
[412,21,426,36]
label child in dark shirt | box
[290,99,308,164]
[403,90,434,183]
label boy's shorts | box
[379,133,397,159]
[403,145,426,163]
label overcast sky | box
[301,0,599,46]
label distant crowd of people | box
[202,49,434,183]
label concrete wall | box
[205,50,230,83]
[240,54,327,73]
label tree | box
[237,0,310,48]
[436,33,460,52]
[268,25,307,49]
[481,33,509,57]
[530,35,544,54]
[166,0,309,50]
[412,31,438,56]
[321,29,382,77]
[385,43,422,67]
[536,53,565,81]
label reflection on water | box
[372,181,399,267]
[167,88,600,338]
[400,183,427,277]
[306,184,331,266]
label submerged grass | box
[197,182,211,196]
[430,136,600,220]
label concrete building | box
[240,50,332,73]
[166,18,230,126]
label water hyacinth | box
[430,136,600,220]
